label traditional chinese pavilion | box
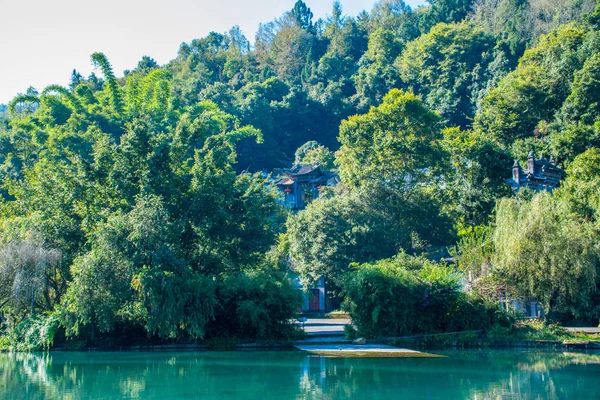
[272,163,339,211]
[506,151,566,192]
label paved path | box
[300,318,350,336]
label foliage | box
[471,0,595,57]
[3,313,59,351]
[0,238,65,320]
[91,52,124,114]
[286,189,399,289]
[209,270,302,340]
[493,193,600,320]
[441,127,512,227]
[0,52,300,347]
[286,184,454,290]
[398,21,496,128]
[294,141,335,169]
[475,22,600,150]
[342,253,510,338]
[337,89,444,189]
[452,225,500,300]
[486,319,598,342]
[557,148,600,223]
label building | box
[506,151,566,191]
[272,164,339,211]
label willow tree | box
[0,238,64,319]
[493,193,599,320]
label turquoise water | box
[2,349,600,399]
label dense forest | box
[1,0,600,349]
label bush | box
[5,314,59,351]
[344,324,359,340]
[343,254,511,338]
[0,334,10,350]
[207,271,303,341]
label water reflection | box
[1,350,600,399]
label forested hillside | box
[1,0,600,348]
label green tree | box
[0,238,64,319]
[343,252,504,337]
[294,141,335,169]
[337,89,444,189]
[441,127,512,227]
[352,28,405,110]
[419,0,475,33]
[556,147,600,223]
[493,193,599,321]
[561,53,600,125]
[475,24,590,146]
[286,183,454,289]
[398,21,496,128]
[292,0,314,32]
[286,189,399,288]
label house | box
[506,151,566,191]
[272,163,339,211]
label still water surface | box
[2,349,600,399]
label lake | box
[2,349,600,399]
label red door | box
[309,289,321,311]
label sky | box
[0,0,425,104]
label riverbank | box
[2,318,599,353]
[300,318,600,352]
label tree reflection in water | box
[1,350,600,399]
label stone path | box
[300,318,350,336]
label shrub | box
[6,313,59,351]
[343,254,511,338]
[344,324,359,340]
[208,271,303,341]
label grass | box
[488,319,599,342]
[377,319,600,350]
[326,311,350,319]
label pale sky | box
[0,0,425,104]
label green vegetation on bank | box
[343,253,511,338]
[2,0,600,350]
[385,320,600,350]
